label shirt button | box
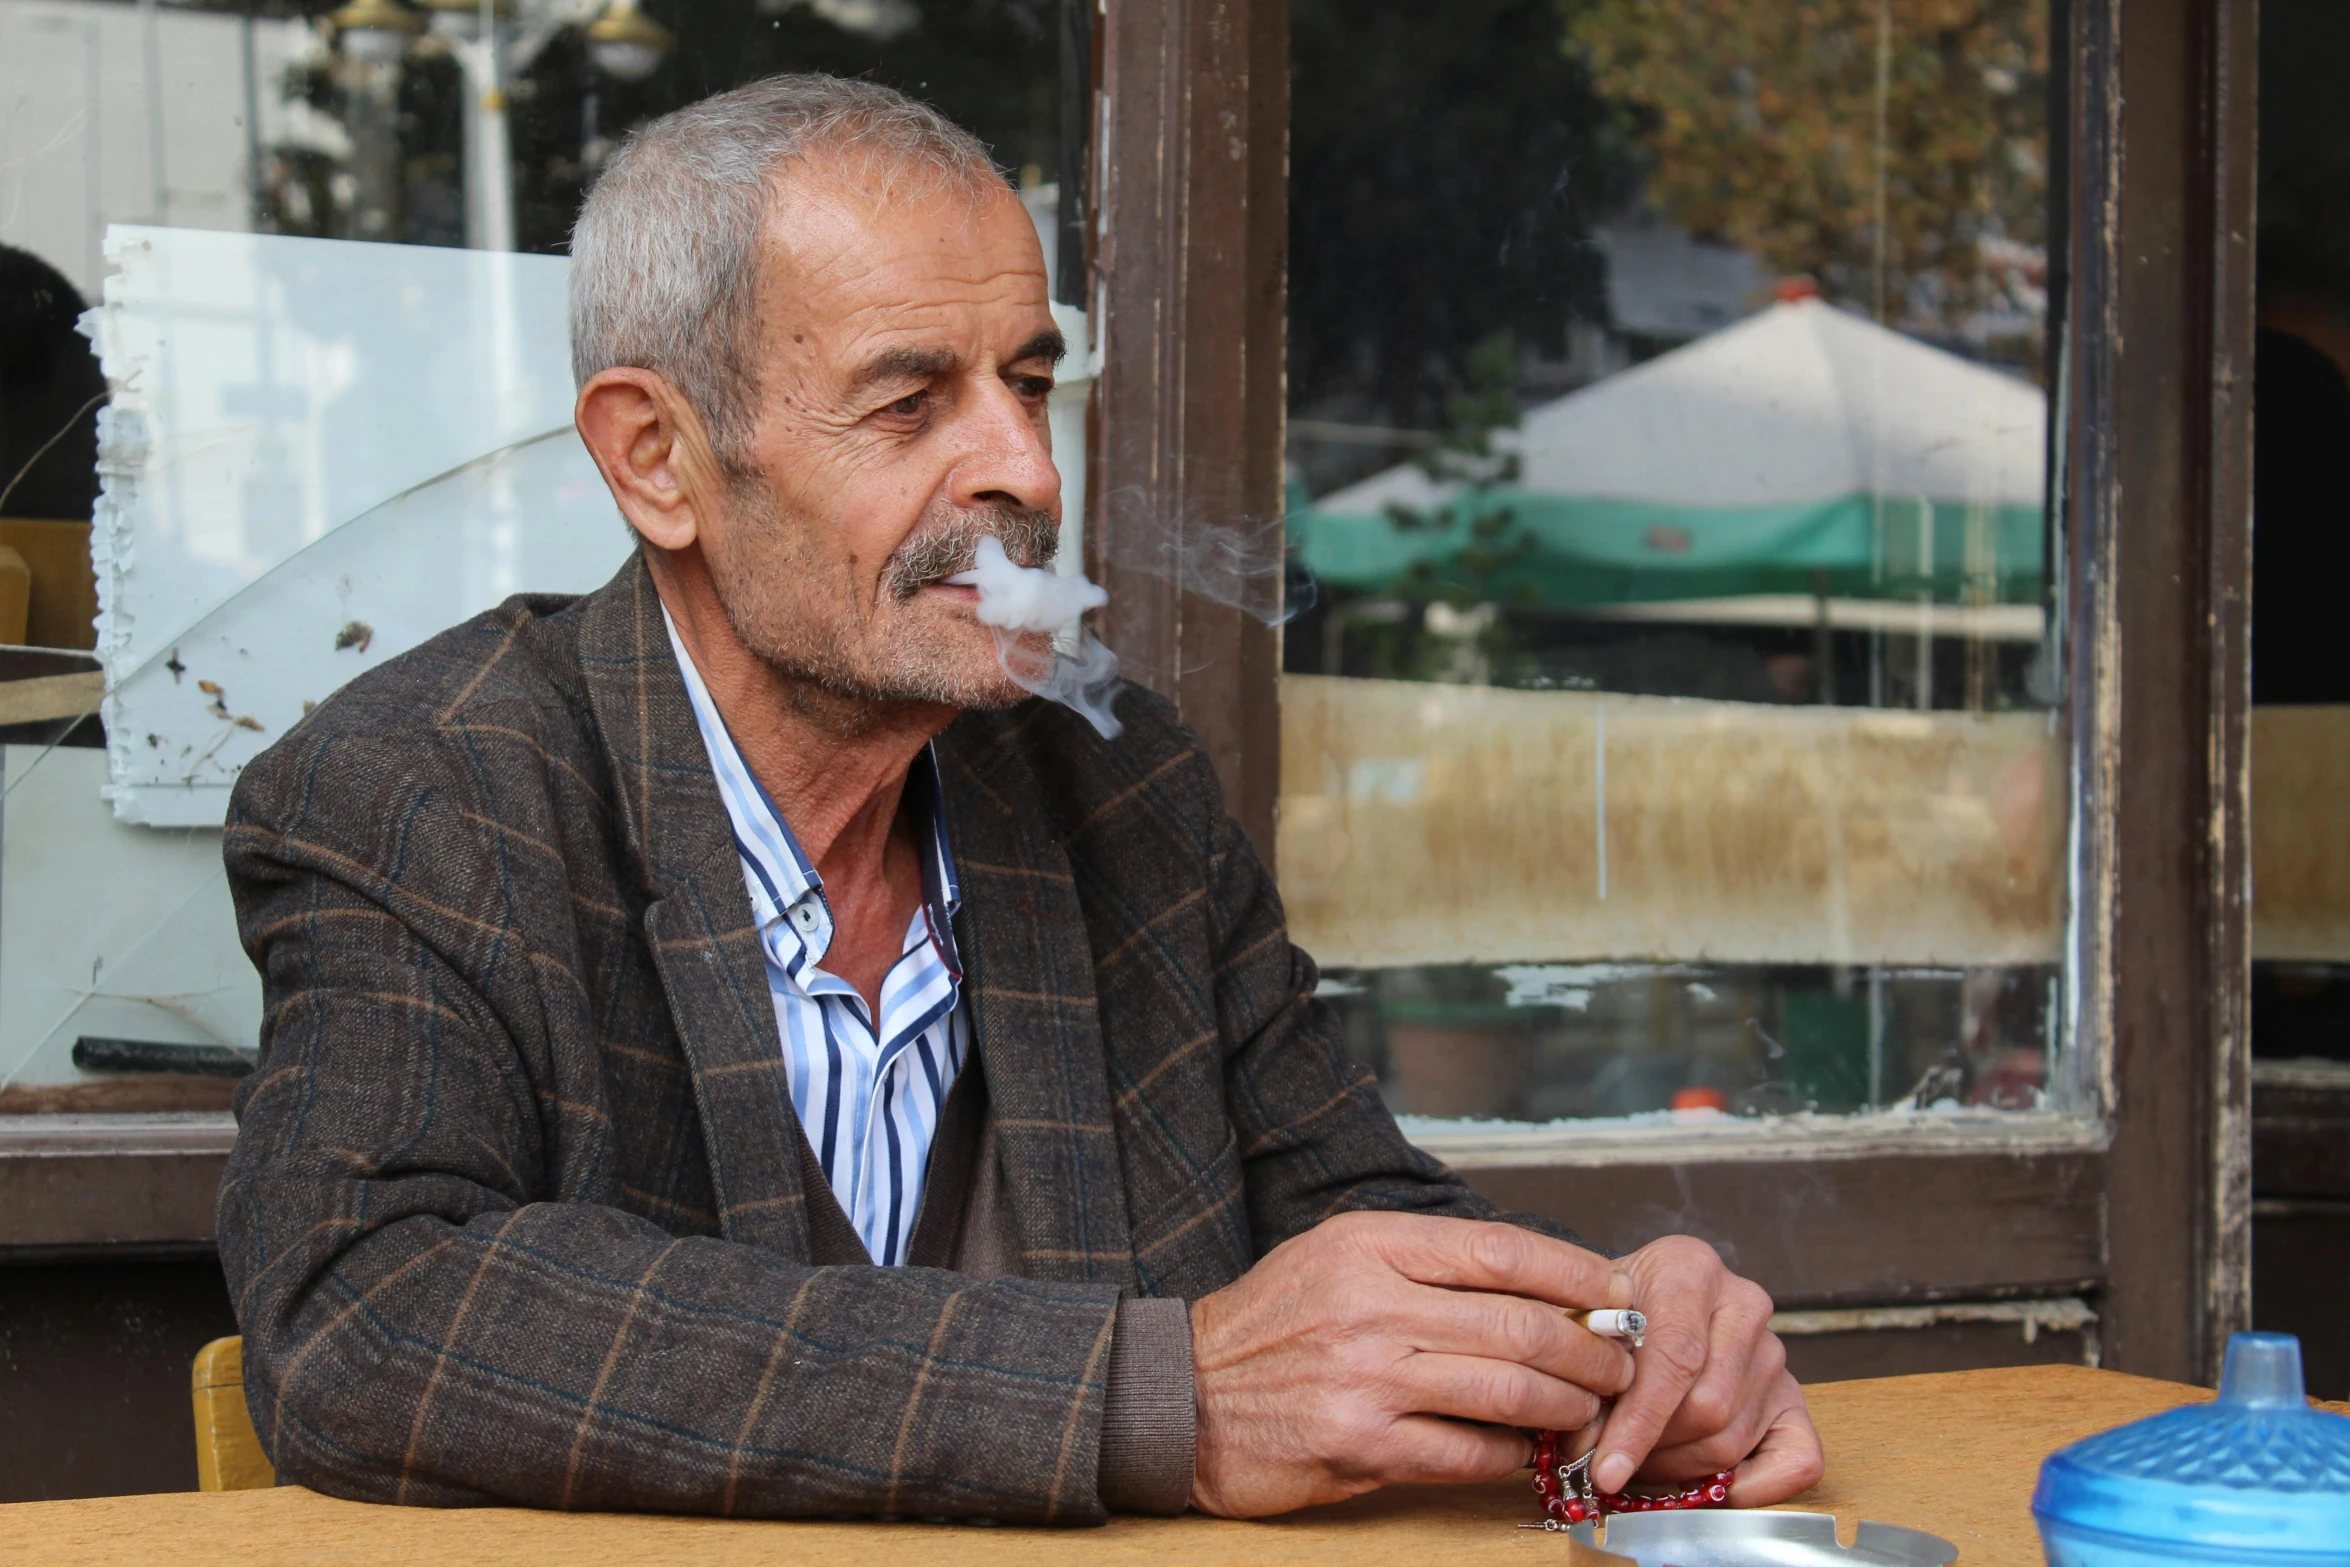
[788,899,823,935]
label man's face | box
[698,157,1065,712]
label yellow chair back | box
[191,1336,276,1492]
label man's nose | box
[949,380,1063,518]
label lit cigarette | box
[1569,1308,1647,1344]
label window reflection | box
[1283,0,2062,1125]
[251,0,1061,257]
[2247,0,2350,1397]
[1329,963,2056,1125]
[2250,8,2350,1073]
[0,0,1063,1115]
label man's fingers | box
[1358,1214,1624,1311]
[1407,1289,1637,1396]
[1637,1305,1782,1480]
[1589,1253,1722,1492]
[1560,1412,1607,1462]
[1392,1352,1609,1434]
[1652,1282,1779,1452]
[1371,1413,1538,1488]
[1726,1374,1824,1506]
[1637,1403,1772,1484]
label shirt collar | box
[663,605,960,980]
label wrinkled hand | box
[1580,1234,1823,1506]
[1186,1211,1636,1518]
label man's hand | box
[1186,1211,1636,1518]
[1581,1234,1823,1507]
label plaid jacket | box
[218,556,1517,1523]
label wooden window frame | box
[2079,0,2257,1382]
[1086,0,2255,1382]
[1090,0,1288,854]
[3,1,2260,1388]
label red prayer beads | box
[1529,1429,1734,1525]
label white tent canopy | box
[1318,298,2046,514]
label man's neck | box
[647,547,952,881]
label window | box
[1279,0,2067,1139]
[0,0,1073,1133]
[1,0,2261,1378]
[2247,0,2350,1399]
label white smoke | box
[1097,488,1309,628]
[948,536,1125,739]
[951,534,1106,631]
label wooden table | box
[0,1364,2307,1566]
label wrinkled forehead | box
[752,150,1049,356]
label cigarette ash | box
[948,536,1124,739]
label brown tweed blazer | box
[217,556,1525,1524]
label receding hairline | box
[764,125,1009,204]
[737,150,1052,366]
[747,140,1031,287]
[567,73,1021,458]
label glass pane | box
[2250,0,2350,1068]
[1282,0,2064,1128]
[0,0,1065,1114]
[2249,0,2350,1395]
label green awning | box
[1288,488,2046,608]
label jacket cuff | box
[1097,1296,1196,1514]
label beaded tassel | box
[1529,1429,1734,1525]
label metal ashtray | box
[1564,1510,1960,1566]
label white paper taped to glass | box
[81,225,632,828]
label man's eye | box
[885,389,929,418]
[1014,376,1054,400]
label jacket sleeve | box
[1199,769,1588,1255]
[217,730,1125,1522]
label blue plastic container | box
[2033,1333,2350,1565]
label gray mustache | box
[885,508,1061,600]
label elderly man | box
[218,74,1820,1524]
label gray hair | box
[569,74,1006,464]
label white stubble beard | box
[703,475,1057,716]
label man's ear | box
[574,368,724,553]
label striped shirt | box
[665,613,968,1266]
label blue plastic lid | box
[2033,1333,2350,1555]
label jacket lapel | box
[577,559,1139,1282]
[578,558,813,1256]
[936,714,1136,1291]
